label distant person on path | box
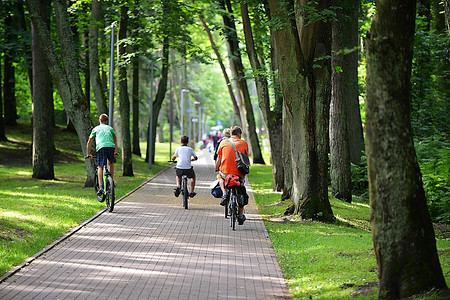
[215,125,249,224]
[213,128,231,161]
[172,135,198,198]
[86,114,118,197]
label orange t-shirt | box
[217,136,249,177]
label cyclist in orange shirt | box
[215,125,249,224]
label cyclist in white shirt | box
[171,135,198,197]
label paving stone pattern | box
[0,150,291,299]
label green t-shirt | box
[89,124,116,151]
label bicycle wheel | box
[230,191,237,231]
[94,172,104,202]
[182,176,188,209]
[105,176,115,212]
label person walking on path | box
[86,114,118,197]
[213,127,231,161]
[215,125,249,224]
[172,135,198,198]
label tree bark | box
[0,58,6,141]
[3,7,17,126]
[32,0,54,180]
[268,0,334,222]
[132,52,141,157]
[241,2,283,187]
[26,0,96,186]
[366,0,447,298]
[219,0,265,165]
[443,0,450,34]
[330,0,357,202]
[89,0,108,115]
[118,4,133,176]
[198,12,242,126]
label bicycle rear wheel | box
[105,176,115,212]
[182,176,188,209]
[94,172,104,202]
[230,192,237,231]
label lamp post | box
[180,89,189,136]
[148,56,157,169]
[194,101,201,142]
[108,22,116,126]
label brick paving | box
[0,149,291,299]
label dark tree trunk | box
[26,0,96,186]
[366,0,447,298]
[89,0,108,115]
[150,37,170,164]
[118,4,133,176]
[198,12,242,126]
[444,0,450,34]
[32,0,54,180]
[268,0,334,222]
[0,59,6,141]
[241,1,280,177]
[219,0,265,165]
[132,52,141,157]
[3,5,17,127]
[329,0,357,202]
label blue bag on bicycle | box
[210,180,223,198]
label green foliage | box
[415,136,450,224]
[351,155,369,198]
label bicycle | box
[168,161,190,209]
[224,175,246,231]
[86,154,117,212]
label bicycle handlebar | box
[85,153,119,159]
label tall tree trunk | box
[241,2,283,188]
[366,0,447,298]
[32,0,54,180]
[268,0,334,222]
[26,0,96,186]
[89,0,108,115]
[198,12,242,126]
[330,0,357,202]
[151,37,170,164]
[444,0,450,34]
[3,7,17,126]
[132,52,141,157]
[118,4,133,176]
[219,0,265,165]
[0,59,6,141]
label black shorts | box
[97,147,115,166]
[176,167,195,179]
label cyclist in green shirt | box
[86,114,118,197]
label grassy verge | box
[248,164,450,299]
[0,123,171,277]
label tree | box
[131,0,141,157]
[218,0,265,165]
[329,0,359,202]
[0,60,6,141]
[365,0,447,297]
[241,1,283,190]
[26,0,96,186]
[444,0,450,34]
[268,0,334,221]
[89,0,108,115]
[32,0,54,180]
[118,3,133,176]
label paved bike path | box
[0,149,291,299]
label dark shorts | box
[176,167,195,179]
[97,147,115,166]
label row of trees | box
[0,0,448,298]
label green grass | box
[0,122,169,277]
[249,164,450,299]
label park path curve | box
[0,149,291,299]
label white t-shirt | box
[174,145,197,169]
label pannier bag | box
[210,179,223,198]
[225,174,241,188]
